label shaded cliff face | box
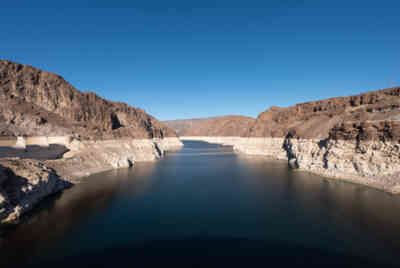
[0,159,72,223]
[247,87,400,141]
[164,116,255,137]
[0,60,177,139]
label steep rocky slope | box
[164,115,255,137]
[0,60,182,224]
[182,87,400,194]
[247,87,400,139]
[0,60,176,139]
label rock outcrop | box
[0,159,72,224]
[247,87,400,139]
[0,60,176,139]
[46,138,183,181]
[283,138,400,193]
[0,60,183,224]
[0,136,183,224]
[181,87,400,194]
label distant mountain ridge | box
[164,115,255,137]
[167,87,400,141]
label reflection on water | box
[0,162,158,266]
[1,141,400,267]
[235,155,400,260]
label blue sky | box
[1,1,400,120]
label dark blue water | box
[2,141,400,267]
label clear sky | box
[1,1,399,120]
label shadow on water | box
[16,238,400,268]
[2,140,400,267]
[0,165,157,267]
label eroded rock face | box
[329,121,400,142]
[45,138,183,181]
[247,87,400,140]
[239,87,400,193]
[283,138,400,193]
[179,87,400,194]
[181,136,400,194]
[0,159,72,224]
[0,60,177,139]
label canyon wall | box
[0,60,176,139]
[180,87,400,194]
[181,136,400,194]
[0,60,183,224]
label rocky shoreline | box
[0,60,184,225]
[0,158,72,225]
[2,59,400,224]
[172,87,400,195]
[47,137,183,181]
[0,137,183,225]
[180,136,400,194]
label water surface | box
[2,141,400,267]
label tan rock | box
[182,136,400,194]
[164,116,255,137]
[0,159,72,224]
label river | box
[2,140,400,267]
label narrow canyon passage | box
[2,141,400,267]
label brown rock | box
[0,60,177,139]
[164,115,255,137]
[247,87,400,141]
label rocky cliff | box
[164,115,255,137]
[247,87,400,139]
[0,60,176,139]
[0,60,182,224]
[181,87,400,194]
